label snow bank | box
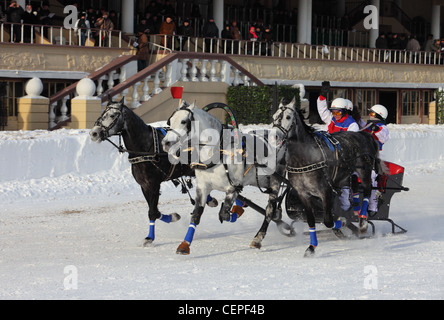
[0,129,129,182]
[1,124,444,183]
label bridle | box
[94,104,123,140]
[272,105,296,142]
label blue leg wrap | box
[184,223,196,244]
[147,221,155,240]
[334,220,343,229]
[228,213,238,223]
[235,199,244,207]
[360,198,369,218]
[309,227,318,247]
[160,214,172,223]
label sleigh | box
[285,160,408,236]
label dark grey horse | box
[259,99,380,257]
[90,100,198,246]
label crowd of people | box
[0,0,118,46]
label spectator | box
[109,10,118,30]
[262,25,273,55]
[230,21,241,53]
[202,16,218,52]
[159,15,176,49]
[135,29,149,71]
[406,34,420,51]
[148,14,161,34]
[375,33,388,49]
[86,7,97,26]
[22,3,38,43]
[137,17,150,35]
[74,11,90,46]
[95,10,114,47]
[406,34,421,63]
[6,0,24,43]
[0,5,5,23]
[247,26,258,54]
[399,33,408,50]
[423,34,436,52]
[440,38,444,63]
[178,18,193,51]
[38,1,53,39]
[221,24,233,53]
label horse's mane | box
[296,107,315,134]
[121,104,151,130]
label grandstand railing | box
[149,34,443,66]
[0,22,125,48]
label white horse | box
[162,102,282,254]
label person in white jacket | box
[357,104,390,215]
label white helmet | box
[370,104,388,120]
[331,98,349,110]
[345,99,353,111]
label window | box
[402,90,420,116]
[1,81,25,117]
[355,89,376,117]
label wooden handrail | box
[49,54,137,105]
[100,51,264,103]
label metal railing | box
[0,22,125,48]
[148,34,444,66]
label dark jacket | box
[6,5,24,23]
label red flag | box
[170,87,183,99]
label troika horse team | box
[90,82,391,257]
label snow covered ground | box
[1,123,444,300]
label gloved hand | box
[371,124,380,132]
[320,81,330,98]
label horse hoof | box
[207,198,218,207]
[176,241,190,255]
[249,240,262,249]
[304,245,316,258]
[170,213,181,222]
[143,237,154,247]
[359,217,368,234]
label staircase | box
[49,51,264,129]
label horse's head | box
[272,97,297,138]
[90,98,125,142]
[162,102,196,152]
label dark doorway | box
[379,91,397,124]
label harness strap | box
[286,161,327,173]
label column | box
[69,78,102,129]
[306,0,312,45]
[431,5,441,40]
[213,0,224,38]
[297,0,308,44]
[121,0,135,34]
[369,0,380,48]
[17,78,50,130]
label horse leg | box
[356,167,373,233]
[250,176,281,249]
[304,207,318,257]
[176,187,207,255]
[142,183,180,247]
[218,191,238,223]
